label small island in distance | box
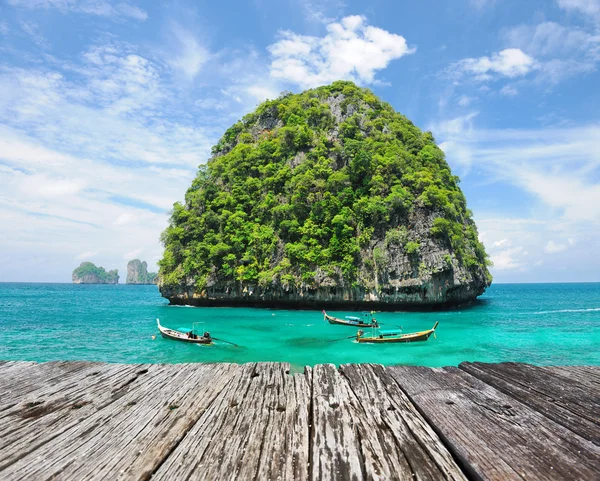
[126,259,158,285]
[72,261,119,284]
[72,259,157,284]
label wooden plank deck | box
[0,361,597,480]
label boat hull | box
[356,322,438,344]
[157,320,212,344]
[323,311,378,328]
[356,331,434,343]
[159,331,212,344]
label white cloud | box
[557,0,600,21]
[502,21,599,57]
[0,40,222,281]
[19,20,50,49]
[268,15,415,88]
[499,85,518,96]
[501,21,600,83]
[537,58,597,83]
[75,250,98,260]
[79,45,164,115]
[537,112,572,127]
[432,114,600,279]
[432,111,478,136]
[477,217,550,276]
[299,0,346,24]
[0,22,8,36]
[124,248,143,260]
[21,174,87,198]
[194,97,228,111]
[434,112,478,170]
[450,48,536,81]
[114,213,135,226]
[545,239,575,253]
[7,0,148,21]
[493,238,510,248]
[457,95,474,106]
[245,85,280,102]
[490,246,527,271]
[0,47,215,167]
[166,23,209,80]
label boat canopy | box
[345,316,361,321]
[379,329,402,336]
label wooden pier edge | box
[0,361,597,480]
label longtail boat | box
[156,318,212,344]
[356,322,438,343]
[323,310,379,328]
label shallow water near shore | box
[0,282,599,368]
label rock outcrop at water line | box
[158,81,492,309]
[126,259,158,285]
[72,262,119,284]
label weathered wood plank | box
[546,365,600,389]
[90,362,239,480]
[340,363,467,480]
[0,362,149,471]
[0,361,141,422]
[150,362,261,480]
[152,362,311,481]
[460,362,600,445]
[389,365,600,480]
[0,361,96,408]
[255,367,312,481]
[0,361,598,481]
[310,363,365,480]
[0,363,239,481]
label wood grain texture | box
[460,362,600,445]
[310,363,366,481]
[339,363,466,481]
[152,362,311,481]
[0,362,145,471]
[0,361,598,481]
[0,361,96,409]
[390,365,600,480]
[0,363,239,481]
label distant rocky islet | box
[72,262,119,284]
[72,259,157,285]
[126,259,158,285]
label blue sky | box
[1,0,599,283]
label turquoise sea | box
[0,282,599,369]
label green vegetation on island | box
[72,262,119,284]
[126,259,158,284]
[159,81,491,307]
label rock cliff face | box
[158,81,492,309]
[72,262,119,284]
[126,259,157,285]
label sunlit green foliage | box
[159,81,491,289]
[405,241,420,255]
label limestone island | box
[126,259,158,285]
[72,261,119,284]
[158,81,492,309]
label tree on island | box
[158,81,492,308]
[72,262,119,284]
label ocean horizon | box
[1,282,599,368]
